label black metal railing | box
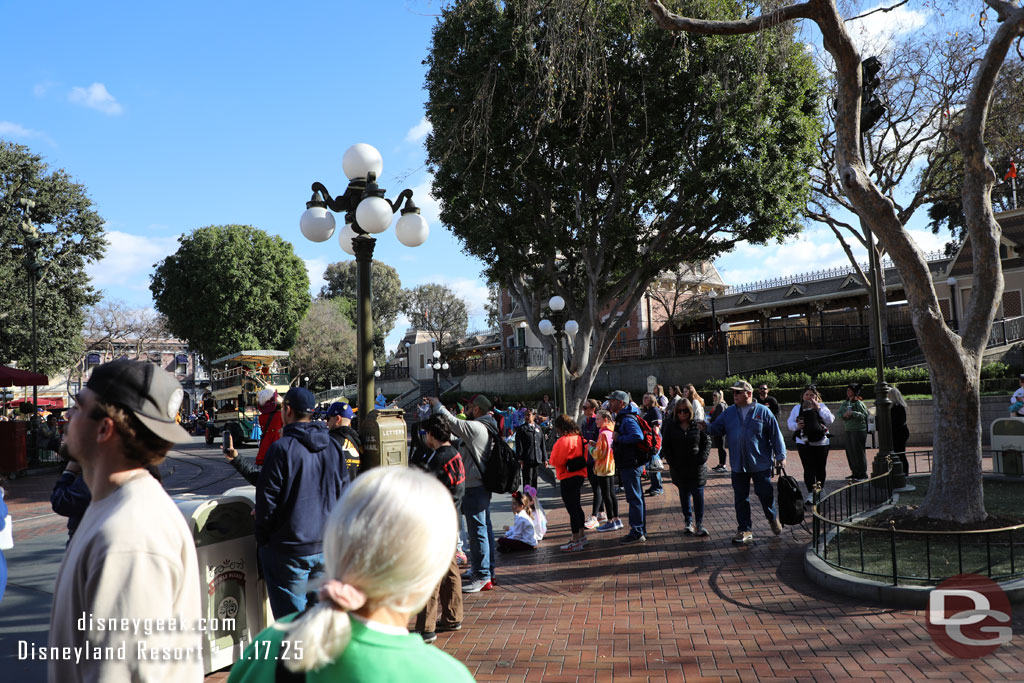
[988,316,1024,347]
[811,451,1024,585]
[447,347,549,376]
[380,365,409,380]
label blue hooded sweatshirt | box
[255,421,349,555]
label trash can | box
[175,494,270,674]
[360,408,408,471]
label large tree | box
[150,225,310,363]
[425,0,821,413]
[402,284,469,350]
[0,141,106,374]
[83,299,170,358]
[290,299,358,392]
[321,259,404,360]
[647,0,1024,523]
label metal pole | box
[723,330,731,376]
[862,134,893,469]
[556,329,567,416]
[352,235,376,421]
[31,269,38,410]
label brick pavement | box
[426,449,1024,682]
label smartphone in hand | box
[222,431,232,453]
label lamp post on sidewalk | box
[299,143,428,418]
[720,322,731,377]
[708,290,718,354]
[947,277,959,333]
[539,296,578,417]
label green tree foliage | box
[321,259,404,360]
[290,299,357,392]
[402,284,469,350]
[927,57,1024,246]
[0,141,106,374]
[150,225,310,363]
[424,0,821,410]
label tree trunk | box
[919,351,986,520]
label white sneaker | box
[583,515,599,530]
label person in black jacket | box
[888,386,911,475]
[326,402,361,480]
[51,456,90,543]
[515,409,549,489]
[255,387,349,619]
[411,413,465,642]
[662,399,710,537]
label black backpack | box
[799,407,826,443]
[776,464,804,526]
[470,421,522,494]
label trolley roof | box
[210,350,290,366]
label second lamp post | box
[539,296,578,416]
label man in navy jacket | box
[609,390,647,544]
[255,387,349,618]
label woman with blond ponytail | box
[228,467,475,682]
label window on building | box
[516,327,526,347]
[1003,290,1022,318]
[419,354,424,369]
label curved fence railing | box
[811,452,1024,585]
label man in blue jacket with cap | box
[705,380,786,545]
[256,387,349,618]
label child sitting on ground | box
[523,484,547,540]
[497,491,538,553]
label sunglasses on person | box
[676,409,690,415]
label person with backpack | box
[607,390,651,544]
[786,386,834,506]
[429,394,499,593]
[704,380,786,546]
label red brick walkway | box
[435,450,1023,681]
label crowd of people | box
[37,356,924,681]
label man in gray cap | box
[705,380,786,545]
[607,390,648,544]
[49,359,202,682]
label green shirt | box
[839,399,869,432]
[227,614,475,683]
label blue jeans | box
[647,450,663,491]
[619,465,646,535]
[679,483,705,526]
[731,469,776,532]
[258,546,324,619]
[461,485,495,580]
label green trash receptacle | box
[359,408,408,472]
[175,494,270,674]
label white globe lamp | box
[299,206,336,242]
[342,143,383,180]
[395,211,429,247]
[355,196,393,234]
[338,221,357,255]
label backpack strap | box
[466,420,496,478]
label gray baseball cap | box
[606,390,630,402]
[86,359,190,443]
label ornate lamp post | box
[947,277,959,332]
[18,198,45,435]
[539,296,578,416]
[720,322,731,377]
[430,349,449,397]
[299,143,428,419]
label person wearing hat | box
[429,393,499,593]
[327,401,361,480]
[48,359,202,682]
[223,388,284,486]
[255,386,349,619]
[606,390,648,544]
[704,380,786,545]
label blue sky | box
[1,1,953,352]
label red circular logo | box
[927,573,1013,659]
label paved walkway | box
[425,450,1023,681]
[5,442,1023,681]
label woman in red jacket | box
[548,414,588,552]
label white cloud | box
[415,274,490,317]
[405,116,432,143]
[716,228,853,289]
[0,121,56,146]
[845,4,930,55]
[87,230,181,293]
[68,83,123,115]
[304,257,329,297]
